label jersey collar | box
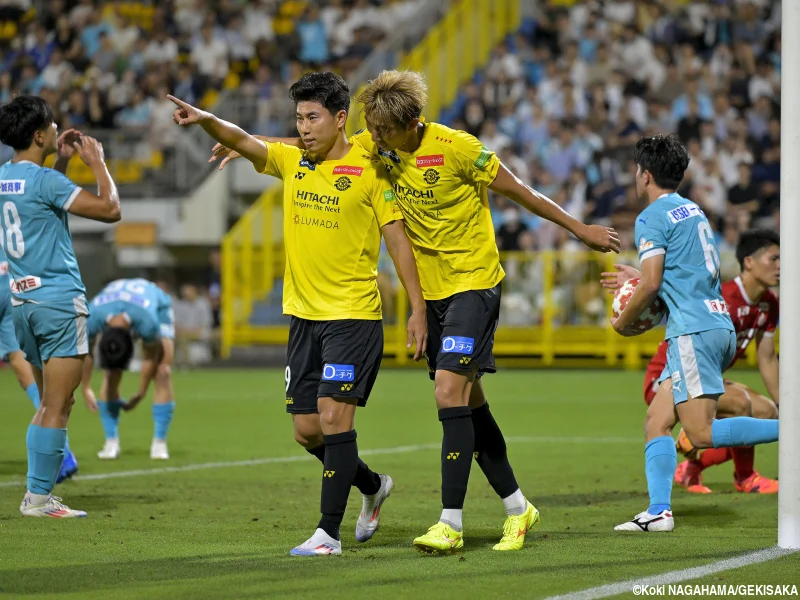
[734,276,756,306]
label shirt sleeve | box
[351,129,378,155]
[39,168,81,211]
[635,211,668,263]
[258,142,300,179]
[449,129,501,186]
[369,167,403,228]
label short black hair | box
[0,95,55,151]
[98,327,135,370]
[289,71,350,117]
[633,133,690,190]
[736,229,780,270]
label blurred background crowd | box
[0,0,783,341]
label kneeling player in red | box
[605,229,780,494]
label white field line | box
[542,547,799,600]
[0,435,639,488]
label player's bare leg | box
[468,380,539,551]
[21,356,87,518]
[678,382,779,493]
[616,381,677,532]
[150,338,175,459]
[290,397,359,556]
[97,368,124,459]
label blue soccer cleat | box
[56,451,79,484]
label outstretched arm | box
[488,163,620,253]
[210,136,304,170]
[169,95,270,173]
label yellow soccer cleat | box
[412,521,464,555]
[493,501,540,551]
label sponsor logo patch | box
[322,364,355,382]
[332,165,364,176]
[441,336,474,355]
[416,154,444,168]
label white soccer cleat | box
[289,528,342,556]
[355,474,393,542]
[614,510,674,532]
[97,438,120,460]
[20,492,87,518]
[150,439,169,460]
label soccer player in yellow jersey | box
[209,71,620,554]
[168,72,427,556]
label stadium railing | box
[346,0,522,136]
[219,245,774,369]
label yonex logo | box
[446,452,460,460]
[459,357,471,365]
[340,383,353,392]
[323,470,335,478]
[285,398,294,405]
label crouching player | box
[81,278,176,460]
[604,229,780,493]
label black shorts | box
[425,283,501,380]
[284,317,383,414]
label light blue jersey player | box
[0,95,120,518]
[0,250,79,482]
[611,134,779,533]
[82,278,176,461]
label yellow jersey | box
[259,141,401,320]
[352,122,504,300]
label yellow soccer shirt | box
[259,141,402,320]
[352,122,504,300]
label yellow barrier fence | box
[220,246,772,369]
[346,0,522,136]
[220,184,280,358]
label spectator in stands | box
[175,284,213,368]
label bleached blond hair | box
[356,70,428,129]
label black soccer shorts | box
[424,283,501,380]
[284,317,383,414]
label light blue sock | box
[645,436,676,515]
[26,424,67,495]
[152,401,175,441]
[24,383,40,409]
[24,384,72,457]
[712,418,779,448]
[98,399,124,440]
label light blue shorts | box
[0,298,20,361]
[660,329,737,405]
[12,296,90,369]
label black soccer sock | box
[317,430,359,540]
[471,402,520,499]
[307,444,381,496]
[439,406,475,509]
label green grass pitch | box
[0,367,796,599]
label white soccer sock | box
[26,491,49,505]
[440,508,463,531]
[502,489,527,516]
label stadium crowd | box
[0,0,425,153]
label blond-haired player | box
[211,70,619,554]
